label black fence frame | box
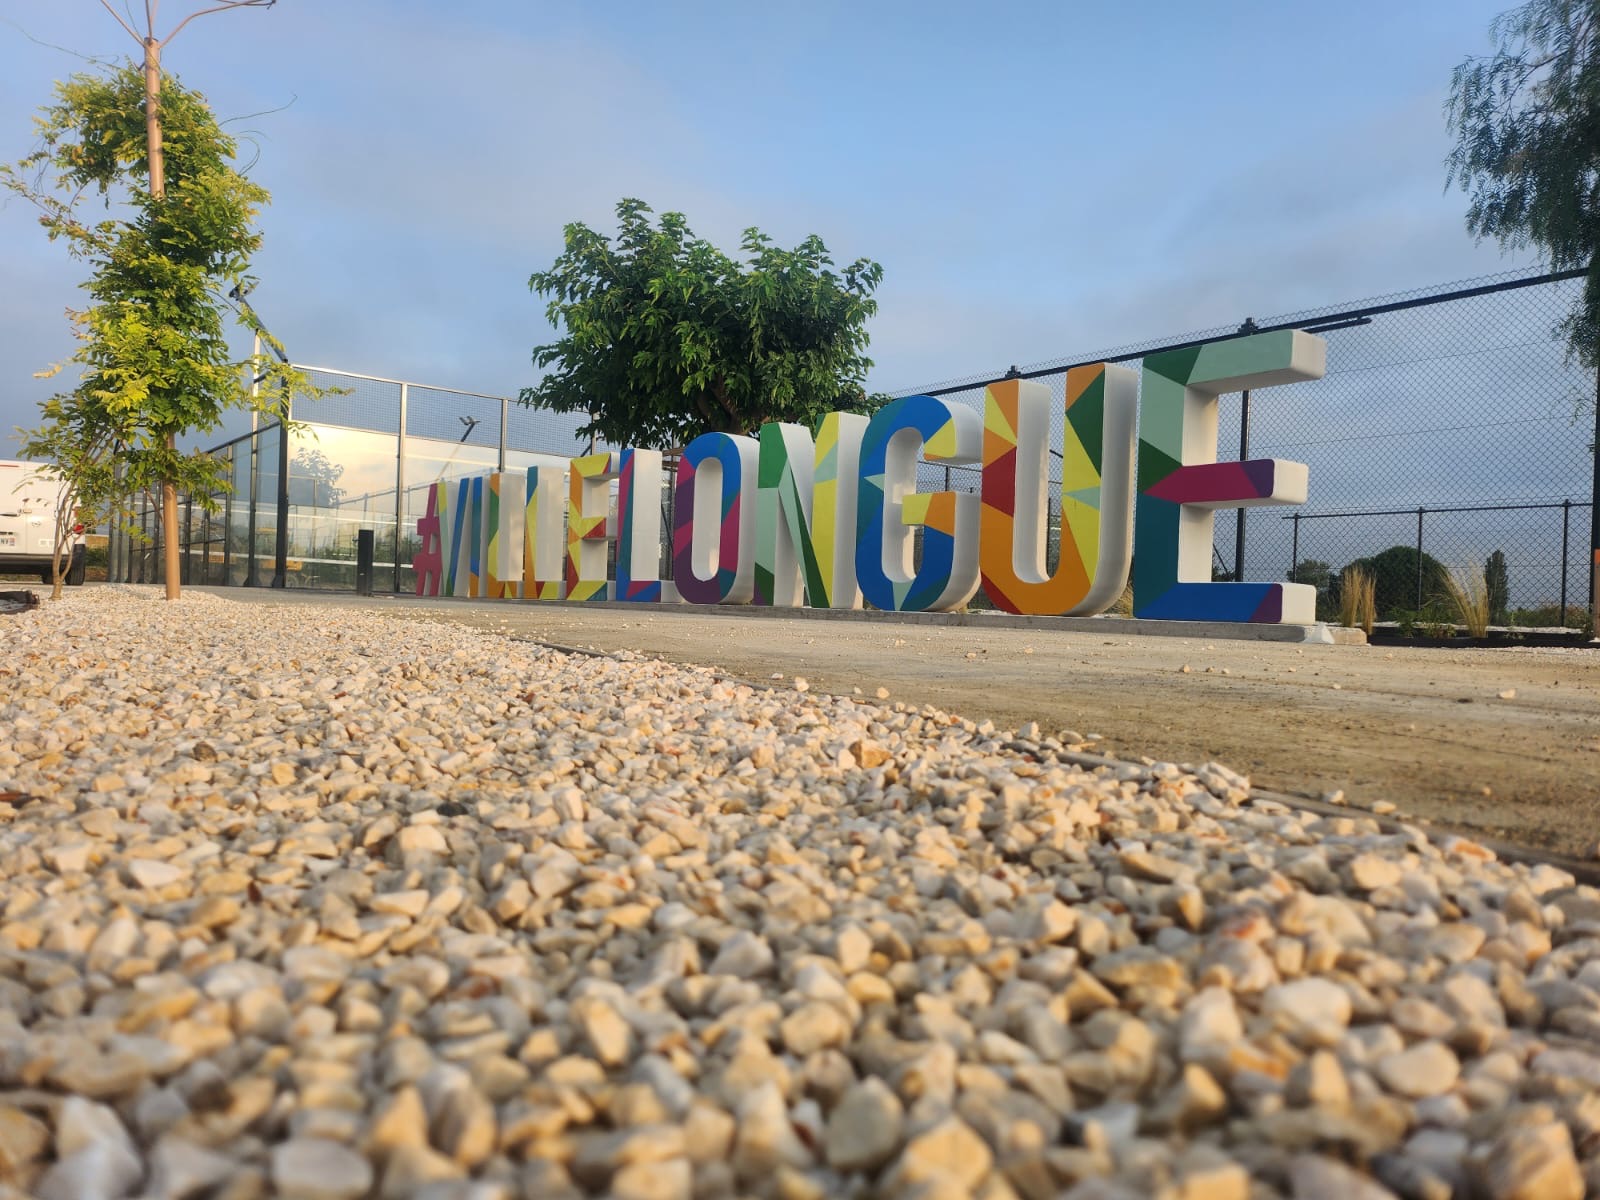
[900,267,1600,620]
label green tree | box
[521,198,886,450]
[1485,548,1511,622]
[1340,545,1450,620]
[1446,0,1600,367]
[17,391,123,601]
[4,1,313,601]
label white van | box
[0,460,86,585]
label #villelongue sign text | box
[412,329,1326,624]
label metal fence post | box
[1415,507,1426,612]
[1561,499,1571,623]
[221,450,232,585]
[243,426,260,586]
[1235,386,1251,580]
[1290,513,1299,583]
[181,494,193,586]
[394,382,407,594]
[498,395,508,475]
[271,381,290,589]
[1592,364,1600,634]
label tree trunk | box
[143,38,165,201]
[162,438,180,601]
[144,37,181,600]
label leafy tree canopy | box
[521,198,886,450]
[1341,545,1450,618]
[1485,548,1511,621]
[5,62,319,590]
[1447,0,1600,364]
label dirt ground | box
[200,589,1600,860]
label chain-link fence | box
[894,268,1598,626]
[108,269,1600,627]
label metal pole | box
[1561,499,1571,624]
[1290,513,1299,583]
[244,426,260,586]
[1415,507,1426,612]
[1235,388,1250,580]
[1591,364,1600,635]
[221,448,232,584]
[498,396,508,474]
[394,383,407,593]
[181,494,193,586]
[271,377,290,588]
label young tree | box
[1446,0,1600,365]
[521,198,886,450]
[1341,545,1450,620]
[4,1,303,601]
[1484,548,1511,623]
[17,392,122,601]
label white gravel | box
[0,585,1597,1200]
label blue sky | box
[0,0,1540,456]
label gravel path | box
[1,585,1597,1200]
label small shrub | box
[1109,582,1134,617]
[1438,566,1491,638]
[1419,604,1457,639]
[1509,602,1585,629]
[1338,565,1376,635]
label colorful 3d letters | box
[856,395,983,613]
[413,481,446,597]
[673,432,759,605]
[484,471,521,599]
[979,367,1137,615]
[566,453,617,602]
[615,448,664,603]
[754,414,867,608]
[1133,330,1322,624]
[450,475,481,598]
[408,328,1328,624]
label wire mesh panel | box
[293,370,402,434]
[507,401,593,457]
[159,270,1594,614]
[405,386,502,450]
[894,269,1597,623]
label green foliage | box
[1338,545,1450,619]
[5,63,321,580]
[521,198,886,450]
[1484,548,1511,623]
[1418,599,1460,639]
[1446,0,1600,366]
[1509,599,1589,626]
